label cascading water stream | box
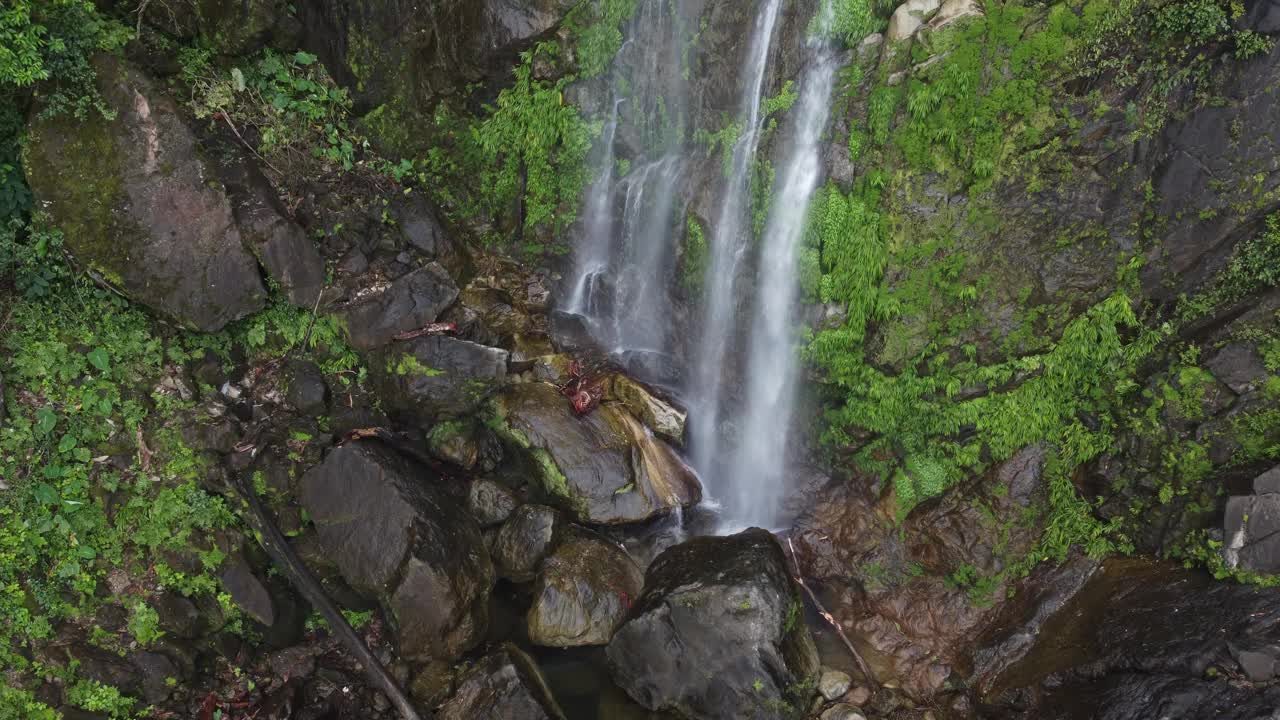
[724,5,843,531]
[688,0,784,490]
[562,0,689,361]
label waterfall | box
[688,0,784,498]
[562,0,689,361]
[725,5,842,530]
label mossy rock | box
[23,55,266,331]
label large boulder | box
[606,374,686,446]
[983,559,1280,718]
[339,262,459,350]
[24,56,266,331]
[299,442,493,662]
[214,147,325,307]
[492,504,562,583]
[372,335,509,421]
[527,530,643,647]
[606,529,820,720]
[493,382,701,525]
[437,644,566,720]
[1223,466,1280,573]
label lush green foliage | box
[0,0,130,120]
[472,44,598,237]
[681,214,708,293]
[1177,214,1280,320]
[810,0,889,46]
[183,48,364,173]
[568,0,640,78]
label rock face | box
[791,445,1056,697]
[606,374,686,446]
[495,382,701,524]
[373,335,509,421]
[527,531,643,647]
[984,559,1280,719]
[1223,466,1280,573]
[340,263,459,350]
[299,442,493,662]
[24,56,266,331]
[887,0,942,41]
[215,149,325,307]
[607,529,820,720]
[437,644,566,720]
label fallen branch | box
[392,322,457,341]
[214,110,283,176]
[228,471,426,720]
[787,537,877,688]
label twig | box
[228,472,426,720]
[787,537,877,688]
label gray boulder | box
[607,529,820,720]
[527,531,643,647]
[493,382,701,525]
[373,335,509,421]
[468,479,521,528]
[24,56,266,331]
[299,442,493,662]
[340,262,459,350]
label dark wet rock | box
[339,249,369,276]
[607,529,820,720]
[1206,343,1269,394]
[153,592,204,640]
[615,349,685,392]
[24,56,266,331]
[285,360,330,416]
[468,478,521,528]
[437,644,567,720]
[340,263,459,350]
[146,0,297,54]
[130,650,180,704]
[983,559,1280,719]
[219,553,275,626]
[492,505,561,583]
[214,146,325,307]
[373,335,509,421]
[1245,0,1280,32]
[548,310,595,352]
[268,645,322,682]
[527,531,643,647]
[299,442,493,662]
[494,383,701,525]
[427,419,488,470]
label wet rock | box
[153,592,204,640]
[268,645,321,682]
[495,383,701,525]
[219,553,275,626]
[887,0,942,41]
[1206,343,1269,394]
[468,478,521,528]
[338,249,368,275]
[607,374,686,446]
[373,335,509,422]
[215,146,324,307]
[527,531,643,647]
[492,505,561,583]
[985,559,1280,719]
[340,263,459,350]
[24,56,266,331]
[130,650,179,704]
[299,442,493,662]
[1232,646,1279,683]
[437,644,567,720]
[1245,0,1280,32]
[819,670,853,701]
[285,360,330,416]
[607,529,820,720]
[548,310,595,352]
